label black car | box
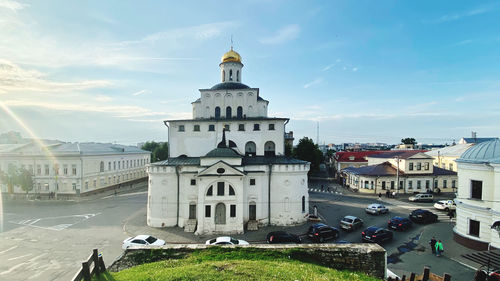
[266,231,301,244]
[409,209,438,223]
[361,226,393,243]
[307,223,340,242]
[387,217,412,231]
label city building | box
[341,150,457,194]
[426,144,474,172]
[454,138,500,250]
[147,48,310,235]
[0,141,150,196]
[332,151,384,177]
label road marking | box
[0,245,18,255]
[8,253,32,261]
[8,213,101,231]
[102,191,148,199]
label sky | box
[0,0,499,146]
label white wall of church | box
[193,90,269,119]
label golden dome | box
[221,48,242,63]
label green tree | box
[401,138,417,145]
[293,137,323,174]
[141,141,168,162]
[284,142,293,157]
[17,168,34,194]
[0,165,33,194]
[0,164,17,194]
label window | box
[302,196,305,213]
[208,124,215,131]
[424,163,429,170]
[44,164,49,175]
[443,180,447,188]
[253,124,260,131]
[417,163,421,170]
[37,165,41,175]
[434,180,438,188]
[381,181,386,190]
[118,161,121,169]
[399,181,404,189]
[113,161,116,170]
[44,183,49,190]
[417,180,421,189]
[93,180,97,188]
[100,161,104,172]
[238,124,245,131]
[224,124,230,131]
[72,165,77,175]
[471,180,482,199]
[452,180,456,188]
[409,163,414,171]
[205,205,211,217]
[245,141,256,156]
[230,204,236,217]
[269,124,275,130]
[226,106,232,118]
[193,125,200,132]
[426,180,430,189]
[178,125,185,132]
[190,179,196,185]
[449,163,453,170]
[390,181,395,189]
[408,181,413,189]
[236,70,240,82]
[206,186,213,196]
[217,182,224,196]
[229,69,233,81]
[108,162,111,170]
[237,106,243,118]
[469,219,480,237]
[215,107,221,119]
[250,179,255,185]
[364,181,369,188]
[85,181,88,189]
[229,186,235,195]
[189,204,196,219]
[72,183,76,190]
[264,141,276,157]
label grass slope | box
[95,248,381,281]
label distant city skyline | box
[1,1,499,145]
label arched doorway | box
[215,203,226,225]
[245,141,256,156]
[249,202,256,220]
[264,141,276,156]
[237,106,243,118]
[226,106,232,118]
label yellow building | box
[426,144,473,172]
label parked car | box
[266,231,301,244]
[409,209,438,223]
[365,203,389,215]
[361,226,393,243]
[408,193,434,202]
[205,236,249,245]
[122,235,166,249]
[434,200,456,211]
[340,216,364,231]
[387,216,412,231]
[307,223,340,242]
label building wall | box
[432,156,458,172]
[168,120,285,158]
[193,89,268,119]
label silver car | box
[340,215,364,231]
[365,203,389,215]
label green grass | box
[93,248,381,281]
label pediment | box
[198,160,245,177]
[408,152,433,159]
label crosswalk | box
[392,201,455,222]
[308,187,342,195]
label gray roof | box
[209,82,251,90]
[460,137,497,144]
[0,141,150,156]
[151,156,308,166]
[426,144,474,157]
[457,138,500,164]
[342,162,457,177]
[204,147,242,158]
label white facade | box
[0,142,150,195]
[147,49,310,235]
[454,139,500,250]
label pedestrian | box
[435,240,444,257]
[429,237,437,254]
[447,210,455,220]
[392,191,396,198]
[321,185,324,192]
[386,190,389,198]
[378,192,382,199]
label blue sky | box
[0,0,499,145]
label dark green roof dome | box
[211,82,250,90]
[204,147,241,158]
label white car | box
[434,200,456,211]
[122,235,166,250]
[365,203,389,215]
[205,236,249,245]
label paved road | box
[0,191,147,281]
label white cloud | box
[94,95,113,102]
[259,24,300,45]
[322,64,336,72]
[303,78,323,89]
[132,89,149,96]
[452,39,473,46]
[0,59,112,92]
[0,0,27,10]
[352,67,358,72]
[423,6,492,24]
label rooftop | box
[457,138,500,164]
[368,150,428,159]
[334,151,386,163]
[426,144,474,157]
[151,155,308,167]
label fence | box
[388,267,452,281]
[72,249,106,281]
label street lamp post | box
[396,156,400,195]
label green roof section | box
[204,147,242,158]
[151,156,308,167]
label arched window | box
[226,106,232,118]
[215,107,221,119]
[264,141,276,157]
[229,185,235,196]
[237,70,240,82]
[206,186,213,196]
[245,141,256,156]
[222,70,225,82]
[237,106,243,118]
[229,69,233,81]
[99,161,104,172]
[302,196,305,213]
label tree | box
[401,138,417,145]
[0,165,33,194]
[0,164,17,194]
[293,137,323,174]
[141,141,168,162]
[17,168,34,194]
[284,142,293,157]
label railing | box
[72,249,106,281]
[387,267,452,281]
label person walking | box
[429,237,437,254]
[435,240,444,257]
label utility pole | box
[396,156,400,195]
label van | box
[408,193,433,202]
